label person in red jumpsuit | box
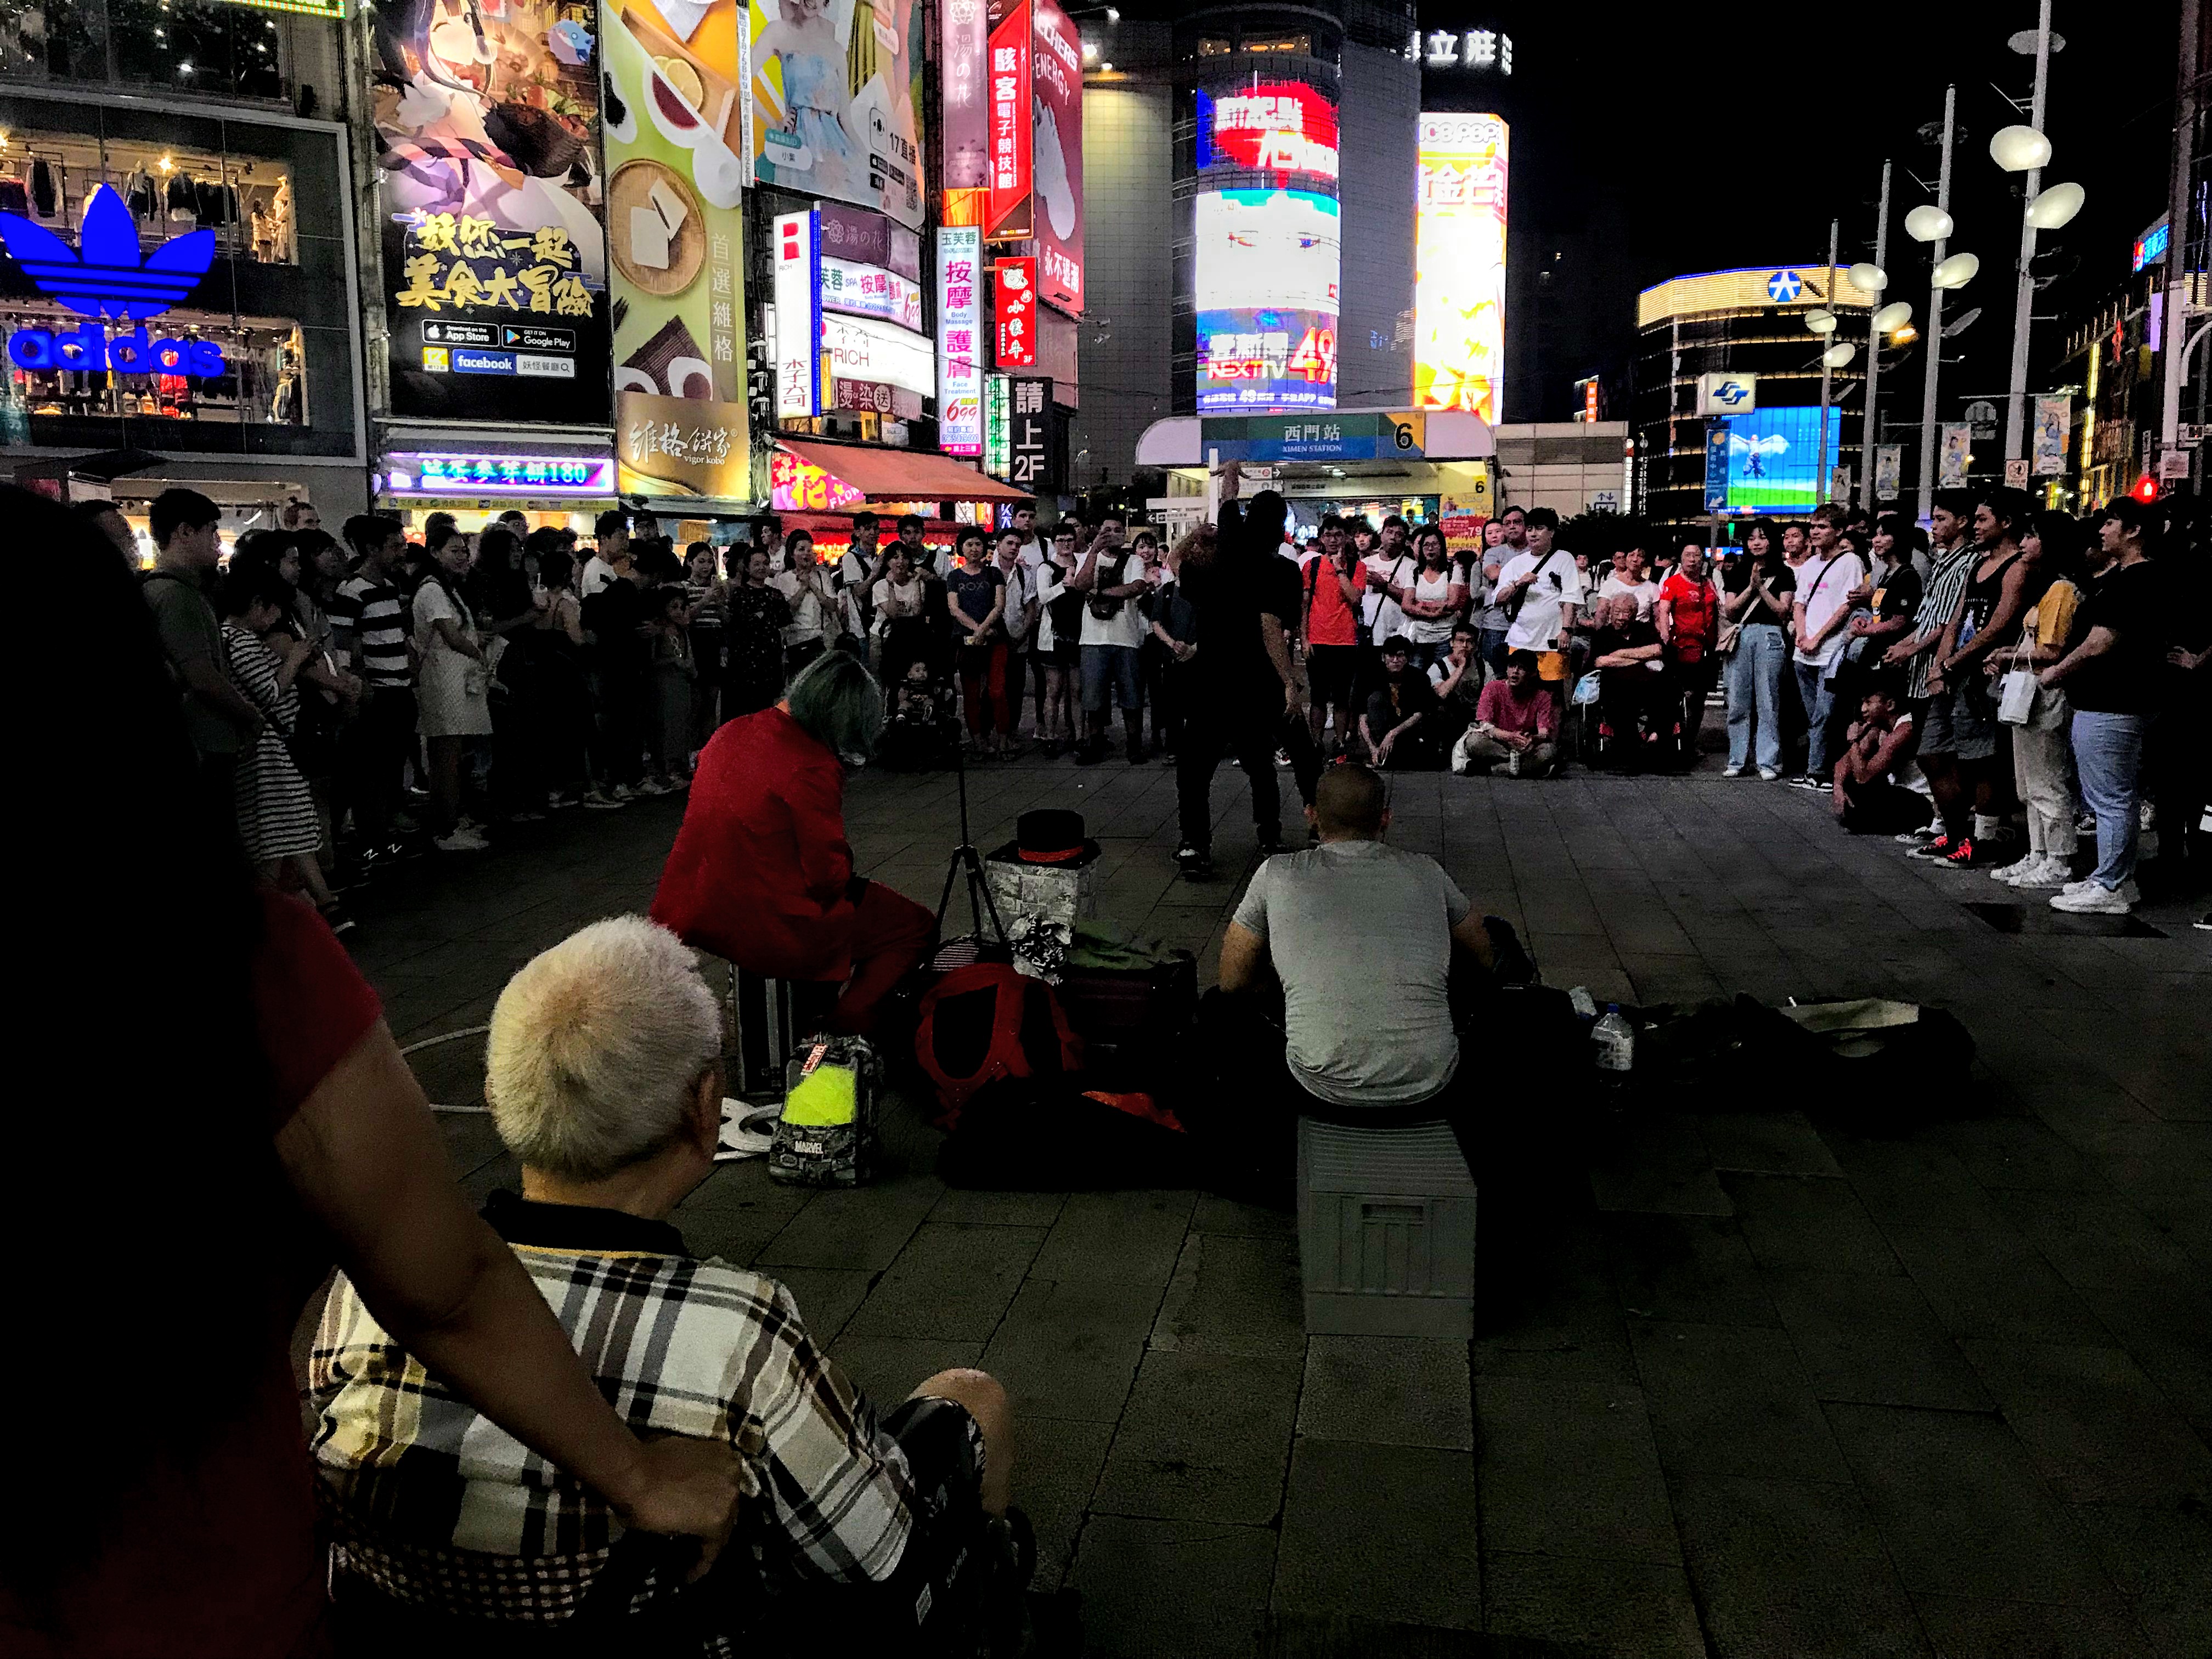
[652,650,934,1034]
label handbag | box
[1996,665,2038,726]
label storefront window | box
[0,92,360,458]
[0,0,292,104]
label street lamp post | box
[1859,161,1892,513]
[1915,84,1959,523]
[2001,0,2056,467]
[1816,219,1839,504]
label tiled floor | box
[359,756,2212,1658]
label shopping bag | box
[1996,668,2038,726]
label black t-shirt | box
[1871,561,1923,626]
[2064,560,2168,714]
[1592,617,1663,666]
[1724,556,1796,631]
[945,562,1005,637]
[1183,510,1300,697]
[582,575,648,670]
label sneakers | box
[318,902,358,937]
[1720,765,1745,778]
[1941,836,1987,868]
[608,782,637,802]
[1758,768,1781,782]
[582,791,626,810]
[507,809,548,823]
[637,777,676,796]
[1786,774,1825,791]
[433,827,489,853]
[2007,856,2070,888]
[1175,844,1214,877]
[1908,833,1956,861]
[1506,748,1523,778]
[1896,824,1940,845]
[2050,880,2137,915]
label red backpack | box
[914,963,1084,1129]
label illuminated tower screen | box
[1414,112,1508,422]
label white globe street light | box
[2027,181,2086,229]
[1933,252,1981,289]
[1905,205,1954,242]
[1874,300,1915,333]
[1848,261,1888,292]
[1990,124,2053,172]
[1805,308,1839,334]
[1822,342,1858,369]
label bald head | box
[1312,763,1388,841]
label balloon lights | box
[2027,181,2085,230]
[1932,252,1980,289]
[1847,261,1887,292]
[1989,124,2052,172]
[1821,342,1858,368]
[1805,308,1839,334]
[1905,206,1954,243]
[1874,300,1914,333]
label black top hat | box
[1013,809,1099,865]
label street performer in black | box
[1173,462,1322,877]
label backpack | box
[914,963,1084,1129]
[768,1033,882,1187]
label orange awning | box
[775,438,1030,503]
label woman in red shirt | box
[652,650,934,1034]
[4,493,744,1659]
[1657,540,1723,770]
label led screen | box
[1194,188,1340,411]
[1720,407,1841,512]
[1414,112,1507,422]
[1197,82,1340,184]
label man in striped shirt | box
[1882,492,1978,855]
[332,515,417,859]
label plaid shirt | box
[308,1195,919,1624]
[1908,541,1977,701]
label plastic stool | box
[1296,1116,1477,1338]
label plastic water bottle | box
[1593,1004,1636,1074]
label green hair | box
[786,649,885,759]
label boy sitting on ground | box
[1830,675,1932,836]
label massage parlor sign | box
[373,0,613,425]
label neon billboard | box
[0,184,227,377]
[1194,188,1339,411]
[1413,111,1508,422]
[1198,83,1340,183]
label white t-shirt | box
[1793,550,1867,669]
[1597,574,1660,622]
[1035,561,1071,651]
[772,568,832,646]
[580,554,617,597]
[1077,548,1147,650]
[1363,553,1412,644]
[1400,563,1459,644]
[868,573,928,636]
[1499,549,1585,651]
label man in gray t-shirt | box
[1221,764,1493,1110]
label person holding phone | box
[1720,520,1796,778]
[1493,506,1582,714]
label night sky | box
[1476,0,2177,407]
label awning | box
[775,438,1029,503]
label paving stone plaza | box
[358,759,2210,1659]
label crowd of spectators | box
[130,477,2207,930]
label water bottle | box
[1593,1004,1636,1074]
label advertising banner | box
[943,0,991,197]
[1003,373,1052,490]
[996,256,1037,367]
[373,0,610,424]
[1030,0,1084,314]
[823,312,935,398]
[1413,111,1506,422]
[2032,396,2069,476]
[1198,82,1339,183]
[604,0,751,499]
[774,210,822,417]
[1938,422,1971,487]
[984,0,1034,240]
[1193,189,1339,411]
[749,0,926,228]
[1875,443,1902,501]
[937,225,985,454]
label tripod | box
[933,735,1009,951]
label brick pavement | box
[356,757,2211,1659]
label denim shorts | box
[1920,678,1997,761]
[1081,644,1142,710]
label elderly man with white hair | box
[310,916,1023,1647]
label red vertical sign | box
[985,0,1034,241]
[995,257,1038,366]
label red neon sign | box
[995,257,1038,368]
[985,0,1034,240]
